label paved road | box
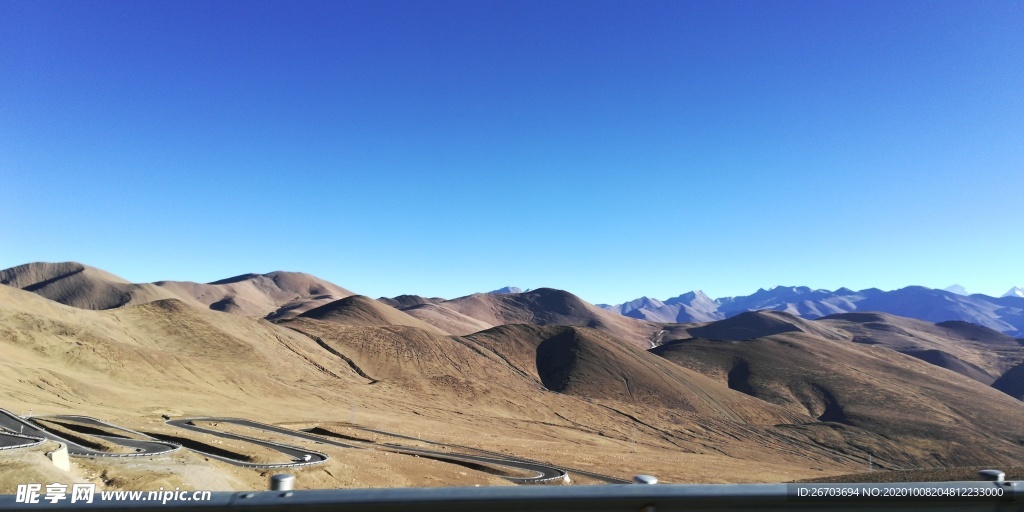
[164,418,329,468]
[0,432,44,450]
[0,409,178,458]
[336,427,567,483]
[3,408,623,484]
[373,442,562,483]
[346,426,628,484]
[172,418,363,450]
[172,418,568,483]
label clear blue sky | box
[2,0,1022,304]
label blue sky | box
[2,0,1022,304]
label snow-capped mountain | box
[600,292,721,323]
[599,296,664,316]
[489,286,523,294]
[944,285,969,296]
[605,286,1024,337]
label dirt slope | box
[463,325,803,425]
[0,262,190,310]
[684,310,844,341]
[0,285,367,417]
[992,361,1024,400]
[652,331,1024,469]
[400,303,495,336]
[817,312,1024,384]
[377,295,445,309]
[439,288,658,348]
[0,262,354,320]
[6,276,1024,489]
[156,271,354,319]
[296,295,449,335]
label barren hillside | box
[438,288,659,348]
[5,264,1024,492]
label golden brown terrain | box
[2,263,1024,493]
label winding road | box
[0,409,179,458]
[166,418,569,483]
[343,425,628,484]
[161,418,330,469]
[1,409,626,484]
[0,431,44,451]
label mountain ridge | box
[4,262,1022,338]
[605,285,1024,337]
[4,263,1024,486]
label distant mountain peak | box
[490,286,523,294]
[664,290,713,305]
[944,285,969,296]
[601,283,1023,337]
[1004,286,1024,298]
[623,296,664,308]
[684,290,711,300]
[762,285,811,295]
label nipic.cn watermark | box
[16,483,212,505]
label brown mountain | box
[0,261,353,320]
[463,324,802,424]
[153,271,353,319]
[5,263,1024,489]
[436,288,658,348]
[651,328,1024,469]
[0,262,187,310]
[399,303,496,336]
[683,310,845,341]
[817,312,1024,385]
[295,295,449,335]
[377,295,445,309]
[993,361,1024,400]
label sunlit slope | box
[438,288,659,348]
[817,312,1024,385]
[683,310,845,341]
[0,262,191,310]
[463,324,804,425]
[652,328,1024,468]
[296,295,450,335]
[6,279,1024,482]
[377,295,445,309]
[0,285,365,417]
[279,318,539,400]
[276,318,873,473]
[139,271,354,319]
[399,303,495,336]
[0,262,354,320]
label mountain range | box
[598,285,1024,337]
[3,261,1024,489]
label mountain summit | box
[943,285,969,296]
[490,286,523,294]
[1004,286,1024,298]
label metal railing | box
[0,480,1018,511]
[0,432,45,451]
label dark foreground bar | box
[0,481,1019,512]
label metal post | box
[979,469,1005,482]
[270,474,295,491]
